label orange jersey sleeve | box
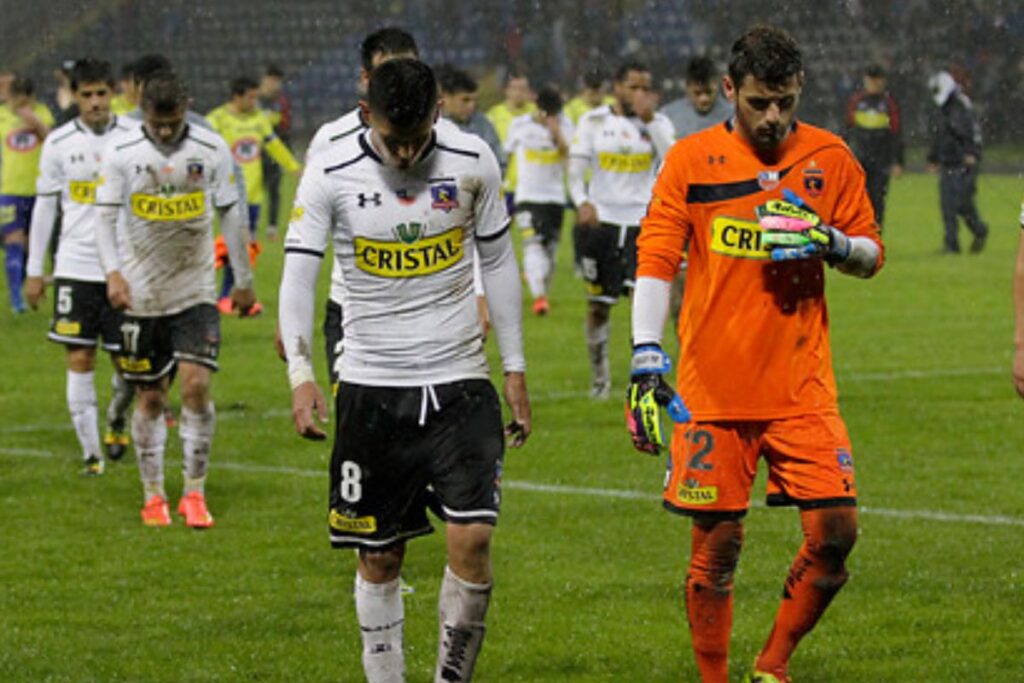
[637,120,884,421]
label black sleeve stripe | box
[95,202,123,207]
[114,136,147,151]
[285,246,325,258]
[186,134,218,151]
[686,166,795,204]
[324,152,367,174]
[476,220,511,243]
[49,128,79,146]
[436,143,480,159]
[328,124,365,142]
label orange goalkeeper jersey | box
[637,119,884,420]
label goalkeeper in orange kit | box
[627,25,884,683]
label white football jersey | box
[569,104,674,225]
[504,112,573,205]
[35,116,135,282]
[285,126,508,386]
[95,125,239,316]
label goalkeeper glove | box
[756,188,851,264]
[625,344,691,455]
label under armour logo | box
[357,192,382,208]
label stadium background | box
[3,0,1024,153]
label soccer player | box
[437,65,504,170]
[279,59,530,683]
[110,61,137,115]
[927,70,988,254]
[845,64,903,228]
[1,76,54,313]
[24,58,136,475]
[95,71,255,528]
[628,26,884,683]
[564,67,613,125]
[661,56,733,140]
[503,85,572,315]
[258,64,292,240]
[486,69,535,213]
[208,75,301,313]
[568,59,674,399]
[302,26,418,391]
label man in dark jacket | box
[845,64,903,228]
[927,70,987,254]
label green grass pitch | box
[1,172,1022,682]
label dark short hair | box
[265,63,285,78]
[133,54,173,86]
[70,58,114,91]
[686,56,717,85]
[536,85,563,115]
[615,58,649,82]
[120,60,136,81]
[728,25,803,88]
[582,66,605,91]
[141,70,187,114]
[504,68,529,86]
[229,75,259,97]
[361,27,418,72]
[438,64,477,95]
[10,76,34,97]
[368,58,437,130]
[864,63,886,78]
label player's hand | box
[24,276,45,310]
[291,380,329,440]
[232,287,258,316]
[274,325,287,362]
[1013,348,1024,399]
[502,371,531,448]
[756,188,850,264]
[577,202,599,227]
[106,271,132,310]
[632,90,657,122]
[625,344,690,455]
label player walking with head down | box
[628,26,884,682]
[279,59,530,683]
[95,71,255,528]
[24,58,136,476]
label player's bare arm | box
[502,371,531,447]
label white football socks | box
[523,240,549,299]
[66,370,101,461]
[435,566,492,683]
[585,319,610,389]
[106,371,134,425]
[180,402,215,494]
[132,408,167,500]
[355,573,405,683]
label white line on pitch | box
[2,446,1022,528]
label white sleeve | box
[306,125,331,162]
[631,276,672,346]
[212,144,241,209]
[568,119,592,207]
[279,251,323,388]
[472,145,510,240]
[476,230,525,373]
[502,121,519,156]
[649,115,676,161]
[35,137,62,195]
[95,147,125,274]
[26,194,58,277]
[472,248,484,296]
[219,202,253,289]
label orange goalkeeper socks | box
[686,519,743,683]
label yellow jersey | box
[486,101,536,193]
[565,95,616,125]
[110,94,134,115]
[206,105,300,204]
[0,102,55,196]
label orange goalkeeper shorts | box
[663,412,857,517]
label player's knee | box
[179,372,211,409]
[690,517,744,592]
[807,507,858,574]
[446,524,493,581]
[588,301,610,326]
[359,545,405,582]
[136,386,166,417]
[66,346,97,373]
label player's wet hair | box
[438,65,477,95]
[686,56,717,85]
[536,86,563,115]
[265,63,285,79]
[10,76,34,97]
[368,58,436,130]
[141,70,188,114]
[120,60,136,81]
[229,75,259,97]
[361,27,418,72]
[864,63,886,78]
[133,53,172,86]
[504,68,529,86]
[582,66,605,91]
[615,58,649,82]
[728,25,803,89]
[70,58,114,91]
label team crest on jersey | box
[393,221,424,244]
[836,448,854,473]
[186,159,204,183]
[757,170,781,191]
[430,183,459,212]
[5,129,39,152]
[232,137,260,163]
[803,163,825,198]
